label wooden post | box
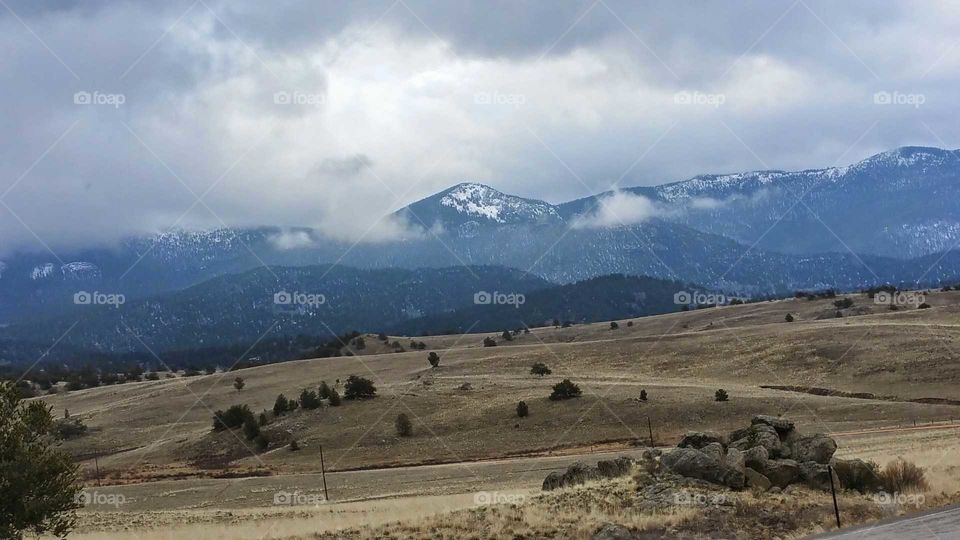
[319,443,329,502]
[828,465,841,528]
[94,455,101,487]
[647,416,654,447]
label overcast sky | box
[1,0,958,253]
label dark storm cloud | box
[1,0,958,254]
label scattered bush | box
[610,321,619,330]
[639,389,647,401]
[144,372,160,381]
[516,400,529,418]
[549,379,582,401]
[344,375,377,400]
[627,321,633,327]
[52,417,88,440]
[530,362,552,377]
[318,381,331,400]
[785,313,794,322]
[233,377,245,391]
[880,458,929,493]
[328,389,342,406]
[395,413,413,436]
[715,389,729,402]
[501,330,513,341]
[289,440,300,451]
[483,337,497,347]
[428,352,440,368]
[833,297,854,309]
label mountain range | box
[1,146,957,358]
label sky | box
[1,0,959,253]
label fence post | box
[828,465,841,528]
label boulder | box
[597,457,634,478]
[729,424,782,457]
[799,461,835,490]
[744,467,772,491]
[751,415,795,435]
[760,459,800,488]
[593,523,634,540]
[789,433,837,464]
[662,447,745,489]
[725,447,745,471]
[563,461,601,486]
[701,442,725,462]
[678,431,725,450]
[542,471,564,491]
[743,446,768,471]
[831,458,882,492]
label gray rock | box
[744,467,772,491]
[593,523,634,540]
[661,447,745,489]
[542,471,564,491]
[678,431,725,450]
[789,433,837,464]
[760,459,800,488]
[831,458,882,492]
[799,461,835,490]
[743,446,768,471]
[597,457,634,478]
[751,415,795,435]
[725,447,745,470]
[563,461,601,485]
[729,424,782,457]
[702,442,725,462]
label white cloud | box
[573,191,667,229]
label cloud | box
[573,191,667,229]
[1,1,960,255]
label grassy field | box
[34,289,960,538]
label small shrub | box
[530,362,552,377]
[549,379,582,401]
[53,417,88,440]
[253,433,269,451]
[918,302,931,309]
[639,389,647,401]
[395,413,413,436]
[242,417,260,440]
[715,389,729,402]
[144,372,160,381]
[785,313,794,322]
[833,297,854,309]
[344,375,377,400]
[289,439,300,451]
[516,400,529,418]
[626,321,633,327]
[233,377,245,391]
[833,459,882,493]
[501,330,513,341]
[299,389,320,410]
[213,404,254,431]
[483,337,497,347]
[258,412,268,426]
[273,394,290,416]
[428,352,440,368]
[610,321,619,330]
[328,388,342,406]
[880,458,929,493]
[318,381,331,400]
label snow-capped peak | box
[438,182,561,224]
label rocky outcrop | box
[543,456,636,491]
[662,416,839,492]
[592,523,634,540]
[597,457,635,478]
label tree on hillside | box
[483,337,497,347]
[242,416,260,440]
[344,375,377,400]
[428,352,440,368]
[299,389,320,410]
[328,388,342,406]
[715,389,729,402]
[213,404,254,431]
[318,381,331,400]
[530,362,552,377]
[273,394,290,416]
[233,377,245,391]
[785,313,794,322]
[610,321,619,330]
[549,379,582,401]
[639,389,648,401]
[501,330,513,341]
[395,413,413,436]
[0,382,83,540]
[516,400,529,418]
